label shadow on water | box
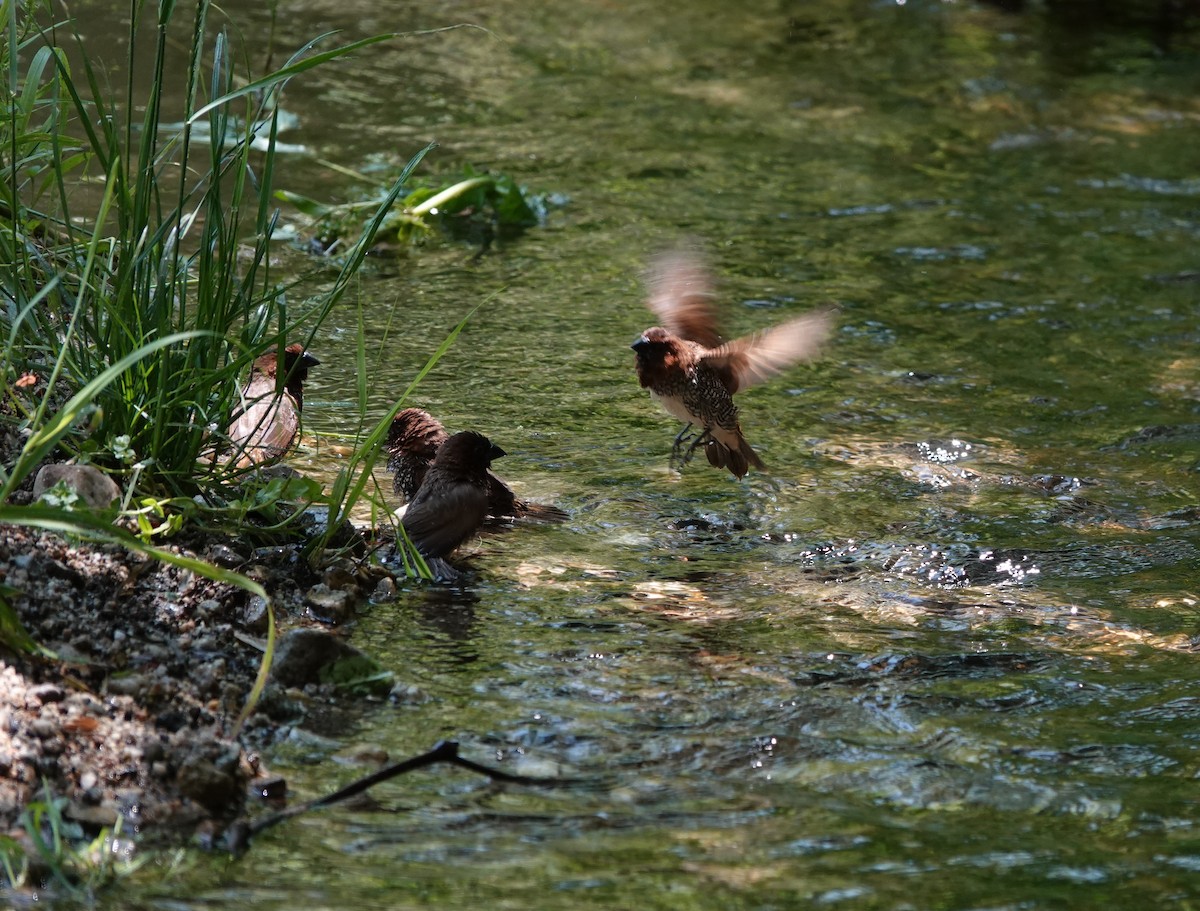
[60,0,1200,907]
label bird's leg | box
[681,428,712,466]
[669,423,696,468]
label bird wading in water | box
[385,407,567,522]
[631,248,833,478]
[400,430,507,561]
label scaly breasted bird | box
[631,248,832,478]
[401,430,506,559]
[385,407,567,522]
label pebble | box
[304,584,353,624]
[176,748,242,814]
[80,786,104,806]
[29,683,65,705]
[106,675,149,697]
[242,597,271,633]
[195,598,222,619]
[207,545,243,568]
[271,628,369,688]
[139,644,172,663]
[32,463,121,509]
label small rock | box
[29,683,65,705]
[207,545,243,568]
[270,628,366,688]
[33,464,121,510]
[80,786,103,806]
[373,577,397,600]
[194,598,222,620]
[106,674,149,697]
[65,801,119,828]
[389,683,431,704]
[138,643,171,664]
[80,770,98,790]
[244,564,273,584]
[242,597,271,633]
[33,755,59,777]
[175,743,243,815]
[143,737,168,762]
[29,719,57,740]
[304,584,352,624]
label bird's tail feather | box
[514,500,570,523]
[705,436,765,479]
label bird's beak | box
[631,335,649,351]
[489,443,507,461]
[301,351,321,368]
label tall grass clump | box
[0,0,453,771]
[0,0,436,523]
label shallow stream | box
[70,0,1200,907]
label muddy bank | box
[0,520,393,847]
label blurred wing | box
[402,481,488,558]
[645,248,724,348]
[705,309,835,394]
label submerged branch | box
[223,740,573,854]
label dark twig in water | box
[223,740,570,854]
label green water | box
[76,0,1200,907]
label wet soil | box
[0,510,389,853]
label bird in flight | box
[631,247,832,478]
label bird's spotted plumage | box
[632,247,833,478]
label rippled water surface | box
[73,0,1200,907]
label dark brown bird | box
[401,430,506,559]
[385,407,567,522]
[631,248,833,478]
[227,343,320,468]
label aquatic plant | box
[0,782,147,899]
[280,163,547,256]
